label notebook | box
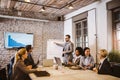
[34,71,50,77]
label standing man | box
[54,34,74,65]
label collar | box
[66,41,71,43]
[76,55,81,58]
[100,57,106,64]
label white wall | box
[96,0,109,50]
[64,1,99,19]
[64,0,112,61]
[88,9,97,61]
[107,11,113,51]
[64,18,73,41]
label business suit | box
[98,58,112,74]
[24,53,37,68]
[13,60,36,80]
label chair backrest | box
[0,67,7,80]
[7,57,15,80]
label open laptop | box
[43,59,54,67]
[54,57,62,66]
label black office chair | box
[8,57,15,80]
[0,67,7,80]
[112,63,120,78]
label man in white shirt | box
[54,34,74,65]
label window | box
[75,19,88,48]
[113,8,120,50]
[113,23,120,50]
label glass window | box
[75,19,88,48]
[113,9,120,50]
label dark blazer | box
[98,58,112,74]
[24,53,37,68]
[13,60,36,80]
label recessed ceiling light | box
[25,0,30,2]
[68,3,74,9]
[41,6,45,12]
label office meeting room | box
[0,0,120,80]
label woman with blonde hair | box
[93,49,112,74]
[13,48,37,80]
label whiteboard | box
[47,39,64,63]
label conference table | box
[29,66,120,80]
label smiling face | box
[98,49,108,59]
[85,49,90,56]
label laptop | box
[43,59,54,67]
[54,57,62,66]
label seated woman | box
[68,47,83,66]
[13,48,37,80]
[80,47,95,70]
[93,49,112,74]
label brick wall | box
[0,19,64,69]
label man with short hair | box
[24,45,39,68]
[55,34,74,65]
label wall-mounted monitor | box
[4,32,34,49]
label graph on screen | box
[4,32,34,48]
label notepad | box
[34,71,50,77]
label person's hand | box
[68,61,72,65]
[93,67,98,72]
[83,67,87,70]
[54,42,57,44]
[63,51,66,54]
[36,68,41,71]
[87,64,92,67]
[27,65,32,69]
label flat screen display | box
[4,32,34,48]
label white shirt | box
[99,58,106,70]
[84,56,90,66]
[73,54,81,63]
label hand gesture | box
[27,65,32,69]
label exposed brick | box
[0,19,64,69]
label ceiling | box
[0,0,98,21]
